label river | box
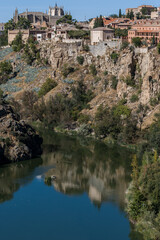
[0,130,143,240]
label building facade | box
[128,20,160,43]
[90,27,114,45]
[126,5,156,18]
[8,29,47,44]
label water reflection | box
[41,131,132,209]
[0,158,42,203]
[0,130,143,240]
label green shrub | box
[121,41,129,50]
[77,56,84,65]
[12,32,24,52]
[111,76,118,90]
[0,61,13,75]
[113,104,131,118]
[150,97,159,107]
[83,45,90,52]
[122,75,135,87]
[132,37,142,47]
[38,78,57,97]
[68,30,90,39]
[130,94,139,103]
[110,52,119,63]
[78,114,90,124]
[103,71,108,76]
[90,64,97,76]
[119,98,127,105]
[62,64,75,78]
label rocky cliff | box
[0,101,42,164]
[1,42,160,130]
[39,42,160,129]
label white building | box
[151,11,160,19]
[90,27,114,45]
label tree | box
[11,32,24,52]
[115,28,128,38]
[16,17,31,29]
[119,9,122,18]
[130,10,134,20]
[141,7,148,15]
[0,32,8,47]
[0,61,13,75]
[132,37,142,47]
[126,10,130,19]
[77,56,84,65]
[94,15,104,28]
[5,19,16,31]
[56,14,74,25]
[90,64,97,76]
[157,43,160,54]
[110,14,118,18]
[38,78,57,97]
[152,35,156,45]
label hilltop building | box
[126,5,156,18]
[13,4,65,26]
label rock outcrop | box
[0,101,42,164]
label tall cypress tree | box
[126,10,130,19]
[94,15,104,28]
[130,10,134,20]
[119,9,122,18]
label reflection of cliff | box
[0,158,42,203]
[43,132,132,209]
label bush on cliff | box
[62,64,75,78]
[90,64,97,76]
[22,37,40,65]
[111,76,118,90]
[0,61,13,83]
[0,61,12,75]
[38,78,58,97]
[77,56,84,65]
[12,32,24,52]
[132,37,142,48]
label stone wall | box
[89,40,122,57]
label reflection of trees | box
[0,158,42,203]
[42,131,132,209]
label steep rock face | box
[0,102,42,164]
[37,43,160,128]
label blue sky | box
[1,0,160,22]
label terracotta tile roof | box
[91,27,114,31]
[139,5,154,8]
